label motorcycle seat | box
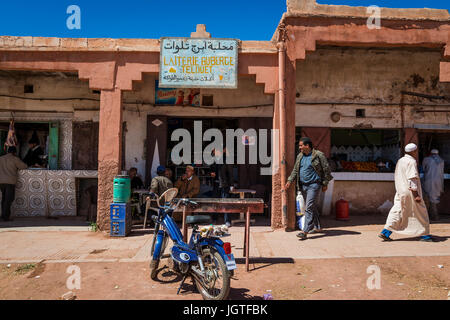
[185,215,212,225]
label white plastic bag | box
[296,192,306,231]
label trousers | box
[212,187,231,223]
[300,182,321,233]
[0,184,16,221]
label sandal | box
[296,231,307,240]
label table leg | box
[182,206,188,243]
[245,207,250,272]
[243,218,247,258]
[143,211,147,230]
[143,200,148,230]
[239,193,245,221]
[231,192,254,225]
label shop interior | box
[329,129,401,172]
[161,117,272,219]
[0,121,51,168]
[418,130,450,215]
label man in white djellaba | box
[379,143,434,242]
[422,149,445,221]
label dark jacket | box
[23,145,44,167]
[211,162,234,190]
[131,176,144,190]
[287,149,333,190]
[150,175,173,196]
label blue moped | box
[147,188,236,300]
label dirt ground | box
[1,256,449,300]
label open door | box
[146,116,168,186]
[0,129,7,156]
[48,122,59,170]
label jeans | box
[300,182,321,233]
[0,184,16,221]
[212,187,231,224]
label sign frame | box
[159,37,239,89]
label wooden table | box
[229,189,256,225]
[173,198,264,272]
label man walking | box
[285,137,333,240]
[0,146,27,221]
[422,149,444,221]
[379,143,433,242]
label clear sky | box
[0,1,448,41]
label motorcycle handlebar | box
[170,198,198,211]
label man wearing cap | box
[0,146,28,221]
[379,143,433,242]
[175,165,200,198]
[23,131,44,168]
[150,165,173,196]
[422,149,445,221]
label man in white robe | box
[379,143,433,242]
[422,149,444,221]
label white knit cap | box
[431,149,439,154]
[405,143,417,152]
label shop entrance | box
[418,130,450,216]
[0,121,58,169]
[146,116,273,223]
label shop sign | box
[159,37,238,89]
[154,80,200,106]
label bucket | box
[113,175,131,203]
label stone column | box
[271,90,283,229]
[97,88,123,231]
[59,120,73,170]
[284,53,297,231]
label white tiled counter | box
[10,169,98,217]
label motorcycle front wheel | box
[150,225,167,280]
[194,247,230,300]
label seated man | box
[144,165,174,225]
[129,167,144,190]
[175,165,200,198]
[150,165,173,196]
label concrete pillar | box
[97,88,123,231]
[284,54,297,231]
[271,91,283,229]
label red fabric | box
[404,128,419,161]
[300,127,331,157]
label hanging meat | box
[4,118,18,151]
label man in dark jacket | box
[129,167,144,190]
[0,146,27,221]
[285,137,333,240]
[23,132,44,168]
[210,148,235,226]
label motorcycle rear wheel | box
[194,248,230,300]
